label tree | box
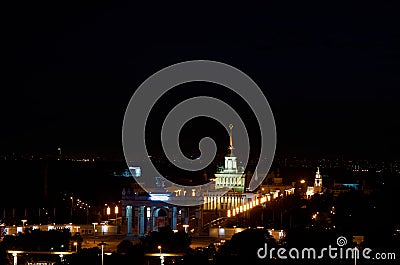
[216,228,277,265]
[71,232,83,251]
[117,239,134,254]
[0,242,11,265]
[140,226,191,253]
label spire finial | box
[228,124,234,155]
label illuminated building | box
[203,124,256,213]
[306,167,324,198]
[314,167,322,193]
[213,124,246,192]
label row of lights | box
[227,194,273,218]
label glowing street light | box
[92,222,98,243]
[114,206,118,221]
[106,207,110,221]
[73,242,78,253]
[354,246,358,265]
[85,204,89,224]
[70,196,74,221]
[158,245,164,265]
[98,241,108,265]
[21,219,27,233]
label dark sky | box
[2,1,400,160]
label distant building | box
[259,169,295,197]
[314,167,323,193]
[2,223,119,237]
[305,167,324,198]
[114,166,141,178]
[328,180,361,197]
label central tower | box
[314,167,322,193]
[214,124,245,192]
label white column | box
[172,207,177,230]
[126,205,132,235]
[138,206,145,236]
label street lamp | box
[86,204,89,224]
[73,242,78,253]
[21,219,27,233]
[92,222,98,243]
[354,246,358,265]
[106,207,110,221]
[98,241,108,265]
[70,196,74,222]
[114,206,118,221]
[158,245,164,265]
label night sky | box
[2,1,400,160]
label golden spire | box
[228,124,234,156]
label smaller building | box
[2,223,119,237]
[328,181,361,197]
[305,167,324,198]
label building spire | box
[314,166,322,192]
[228,124,234,156]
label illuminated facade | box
[314,167,322,193]
[120,184,203,237]
[213,124,246,192]
[203,124,256,215]
[306,167,323,198]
